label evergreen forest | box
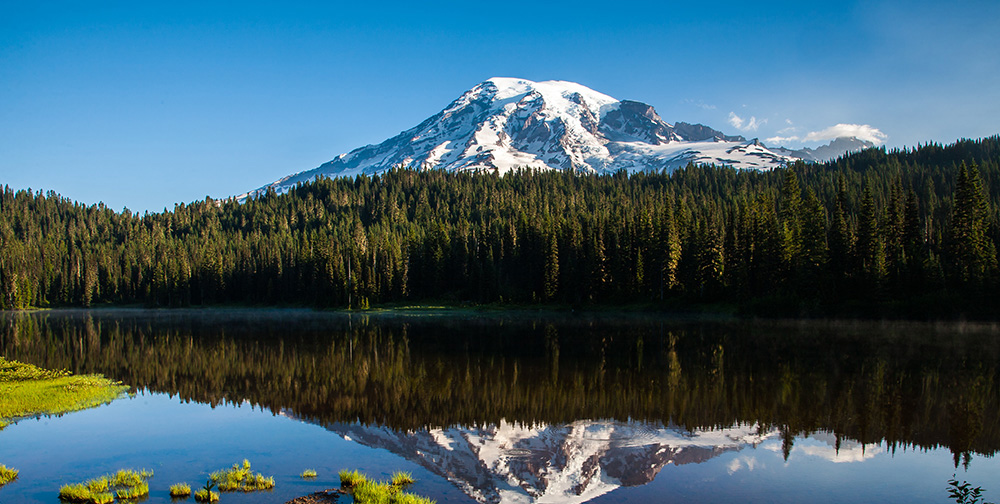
[3,135,1000,318]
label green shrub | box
[300,469,318,478]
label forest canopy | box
[2,135,1000,318]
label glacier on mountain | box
[239,78,798,200]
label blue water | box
[0,392,468,503]
[3,391,997,503]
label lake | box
[1,309,998,503]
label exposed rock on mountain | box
[240,78,796,200]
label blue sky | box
[2,1,998,213]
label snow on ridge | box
[315,418,777,504]
[237,78,796,201]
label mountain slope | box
[240,78,796,200]
[769,136,876,162]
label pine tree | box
[950,162,997,284]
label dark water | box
[1,309,999,503]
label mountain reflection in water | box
[2,309,999,478]
[297,418,774,504]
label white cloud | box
[727,455,761,474]
[777,126,797,135]
[803,124,887,145]
[683,99,716,110]
[766,135,800,145]
[728,112,766,132]
[798,443,878,463]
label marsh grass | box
[0,464,18,486]
[300,469,318,478]
[339,469,433,504]
[58,468,152,503]
[390,471,414,487]
[338,469,366,488]
[209,459,274,492]
[193,488,219,502]
[115,481,148,500]
[169,483,192,497]
[0,357,127,428]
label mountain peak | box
[239,78,796,200]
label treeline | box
[2,135,1000,316]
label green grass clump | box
[300,469,318,478]
[193,489,219,502]
[353,480,396,503]
[115,481,149,500]
[339,469,367,488]
[86,476,109,493]
[59,483,96,503]
[209,459,274,492]
[0,357,127,428]
[390,471,414,486]
[340,469,433,504]
[0,464,18,486]
[110,469,152,488]
[91,492,114,504]
[170,482,192,497]
[58,468,152,503]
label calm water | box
[1,309,999,503]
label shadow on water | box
[1,309,999,464]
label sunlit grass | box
[209,459,274,492]
[339,469,433,504]
[169,482,192,497]
[338,469,367,488]
[390,471,414,486]
[58,468,152,503]
[0,464,18,486]
[193,488,219,502]
[115,481,149,500]
[110,469,153,489]
[0,357,127,428]
[300,469,318,478]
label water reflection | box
[2,310,998,468]
[303,418,774,504]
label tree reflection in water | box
[2,310,998,464]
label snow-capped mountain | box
[240,78,797,200]
[300,417,775,504]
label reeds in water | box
[193,488,219,502]
[170,482,192,497]
[58,468,152,503]
[338,469,434,504]
[209,459,274,492]
[0,464,18,486]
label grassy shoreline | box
[0,357,127,429]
